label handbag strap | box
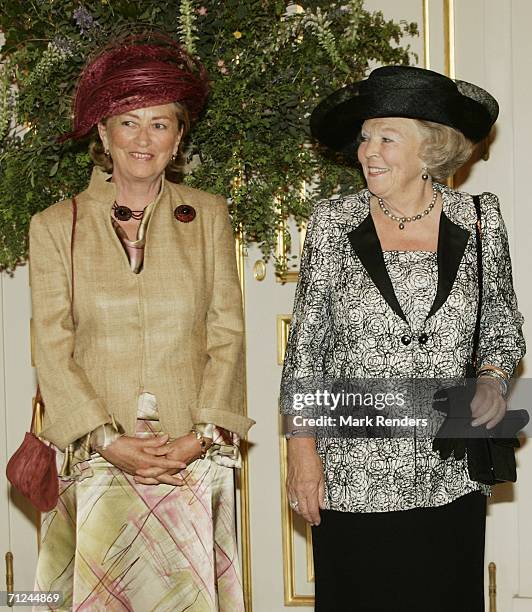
[70,197,78,319]
[31,197,78,434]
[471,194,483,371]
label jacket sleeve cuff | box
[39,398,111,451]
[90,415,125,452]
[191,408,255,439]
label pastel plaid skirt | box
[34,418,244,612]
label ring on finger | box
[289,499,299,510]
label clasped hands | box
[100,432,211,486]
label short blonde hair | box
[88,102,191,181]
[415,120,474,181]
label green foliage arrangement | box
[0,0,417,272]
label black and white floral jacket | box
[280,183,525,513]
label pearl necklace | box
[378,186,438,230]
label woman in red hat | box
[30,35,253,611]
[281,65,526,611]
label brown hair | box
[415,120,474,181]
[88,102,191,181]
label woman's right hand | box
[99,433,186,483]
[287,437,325,526]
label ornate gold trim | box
[444,0,455,79]
[277,315,292,365]
[276,216,300,284]
[277,270,300,284]
[5,551,14,605]
[279,433,315,606]
[305,523,314,583]
[422,0,430,69]
[278,316,314,604]
[235,231,253,611]
[235,229,246,293]
[253,260,266,282]
[489,562,497,612]
[444,0,456,189]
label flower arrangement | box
[0,0,417,272]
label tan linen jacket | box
[30,168,254,450]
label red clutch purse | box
[6,390,58,512]
[6,198,77,513]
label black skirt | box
[312,491,487,612]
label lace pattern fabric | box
[281,185,525,513]
[384,250,437,333]
[318,251,487,513]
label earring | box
[421,166,430,181]
[171,152,177,161]
[105,149,110,157]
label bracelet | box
[477,364,509,380]
[284,429,312,440]
[190,428,209,459]
[478,370,509,396]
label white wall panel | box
[1,268,38,592]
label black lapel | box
[426,211,470,320]
[347,214,407,322]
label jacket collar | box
[347,183,472,323]
[83,166,167,210]
[85,167,116,205]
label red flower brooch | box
[174,205,196,223]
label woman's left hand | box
[470,377,507,429]
[134,432,207,485]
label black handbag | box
[432,195,529,485]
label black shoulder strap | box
[471,194,482,370]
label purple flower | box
[73,6,95,35]
[53,36,75,56]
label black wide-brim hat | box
[310,65,499,152]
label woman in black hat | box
[280,66,525,611]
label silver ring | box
[289,499,299,510]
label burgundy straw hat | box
[59,33,209,142]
